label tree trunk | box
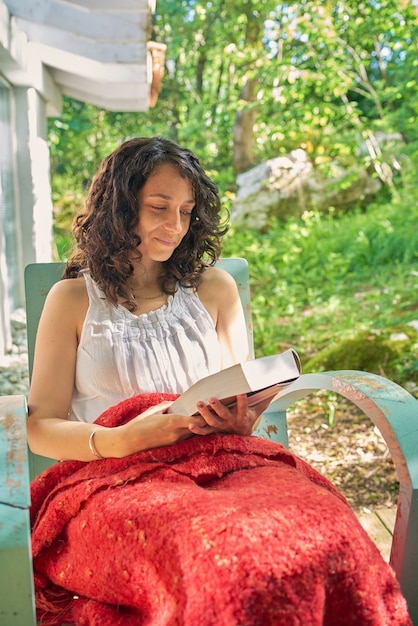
[232,78,258,173]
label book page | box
[168,349,300,416]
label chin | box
[153,250,177,262]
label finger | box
[234,393,270,420]
[195,399,230,426]
[234,394,249,413]
[189,415,207,428]
[188,423,219,436]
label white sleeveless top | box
[69,273,222,422]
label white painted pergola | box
[0,0,165,357]
[1,0,165,113]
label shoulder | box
[47,276,88,305]
[42,277,89,335]
[197,266,239,299]
[196,266,241,322]
[198,265,238,289]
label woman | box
[27,136,261,462]
[27,137,411,626]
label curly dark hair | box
[63,136,229,311]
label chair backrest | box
[24,258,257,478]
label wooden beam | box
[7,1,150,40]
[356,508,395,563]
[17,25,148,64]
[70,0,154,11]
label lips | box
[155,237,178,247]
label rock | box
[231,149,382,230]
[11,308,27,330]
[0,309,29,395]
[303,324,417,383]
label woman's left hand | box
[189,394,271,437]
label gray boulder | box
[231,149,382,230]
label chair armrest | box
[275,370,418,623]
[0,394,30,509]
[0,394,36,625]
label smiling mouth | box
[156,237,178,247]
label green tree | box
[48,0,417,233]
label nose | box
[164,209,183,233]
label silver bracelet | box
[88,429,105,460]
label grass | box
[221,197,418,394]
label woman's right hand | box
[109,402,209,456]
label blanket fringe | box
[35,583,75,626]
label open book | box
[168,348,301,416]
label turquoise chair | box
[1,258,417,625]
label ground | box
[286,391,399,512]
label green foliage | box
[49,0,418,213]
[222,188,418,394]
[304,326,417,382]
[47,0,418,394]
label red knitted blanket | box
[30,393,411,626]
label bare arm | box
[26,278,89,459]
[194,267,265,436]
[197,267,251,367]
[26,279,206,461]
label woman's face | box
[136,164,195,263]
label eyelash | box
[151,206,192,216]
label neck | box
[129,260,163,292]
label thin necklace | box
[132,291,166,301]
